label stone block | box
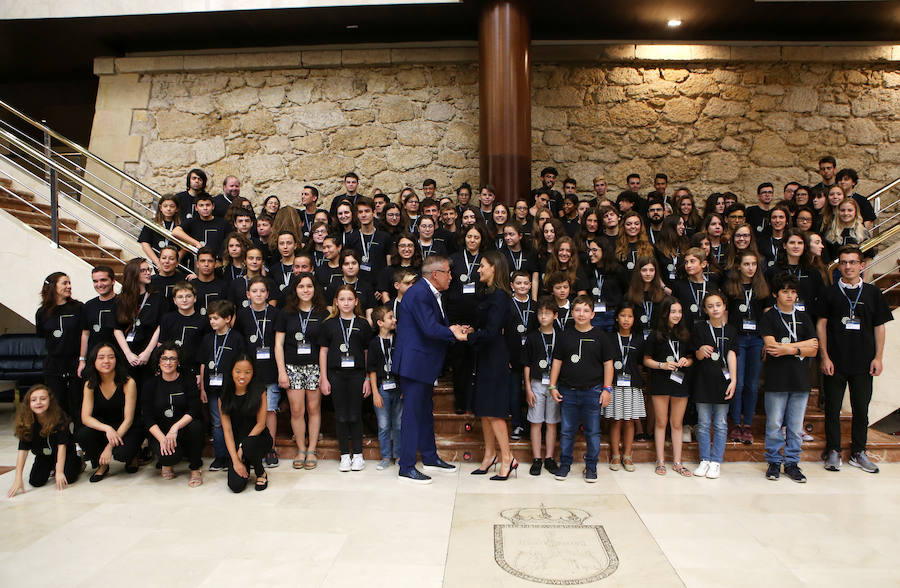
[819,102,850,117]
[183,54,242,72]
[96,74,151,110]
[93,57,116,76]
[661,68,690,82]
[286,80,314,105]
[826,46,892,62]
[730,46,781,62]
[143,141,194,169]
[782,47,825,62]
[396,69,428,90]
[690,46,730,61]
[195,136,226,166]
[259,86,285,108]
[782,87,818,113]
[679,74,717,97]
[761,112,794,134]
[331,126,396,151]
[599,45,635,60]
[377,96,415,124]
[216,86,259,114]
[607,67,642,85]
[240,110,276,136]
[442,122,477,150]
[634,45,692,61]
[749,132,796,167]
[845,119,883,145]
[116,56,184,73]
[91,109,134,137]
[424,102,455,122]
[704,152,741,182]
[232,52,301,70]
[661,96,700,123]
[291,134,324,154]
[608,102,658,127]
[535,87,584,107]
[300,51,342,68]
[176,96,215,115]
[342,49,391,66]
[156,111,205,140]
[702,97,746,118]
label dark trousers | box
[329,369,365,455]
[448,341,475,412]
[823,371,873,454]
[45,364,82,427]
[398,375,438,473]
[75,426,143,468]
[29,451,82,487]
[508,367,524,429]
[228,430,273,493]
[149,420,204,471]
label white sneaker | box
[706,462,721,479]
[350,453,366,471]
[682,425,692,443]
[339,454,351,472]
[376,458,391,471]
[693,460,710,477]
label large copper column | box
[478,0,530,206]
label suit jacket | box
[392,278,456,384]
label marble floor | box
[0,403,898,587]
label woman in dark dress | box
[76,343,142,481]
[467,250,517,481]
[220,354,273,492]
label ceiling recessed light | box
[667,19,682,27]
[346,24,359,29]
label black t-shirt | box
[174,190,198,222]
[211,194,233,218]
[275,308,328,366]
[553,325,613,389]
[644,333,693,396]
[587,266,627,312]
[235,305,281,384]
[226,275,276,311]
[757,234,784,269]
[138,221,181,257]
[726,284,769,336]
[607,331,645,388]
[150,271,187,313]
[142,374,202,432]
[376,264,421,299]
[199,329,246,390]
[745,205,771,238]
[672,278,717,327]
[325,279,376,312]
[315,263,344,292]
[158,311,209,371]
[816,281,893,376]
[356,229,391,287]
[690,321,738,403]
[116,291,163,353]
[418,238,449,260]
[760,307,816,393]
[522,329,558,380]
[366,335,395,384]
[35,300,83,363]
[320,315,373,371]
[18,421,74,457]
[81,296,117,354]
[189,276,227,317]
[765,264,824,316]
[502,247,539,279]
[181,215,230,253]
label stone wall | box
[113,56,899,208]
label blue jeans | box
[765,391,809,465]
[590,310,615,332]
[375,383,403,460]
[696,403,728,463]
[558,385,602,469]
[731,334,763,426]
[207,390,227,459]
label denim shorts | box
[265,383,282,412]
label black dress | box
[469,288,512,418]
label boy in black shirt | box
[522,297,559,476]
[549,295,613,483]
[172,193,230,254]
[158,281,209,384]
[816,246,893,473]
[189,247,227,316]
[761,274,819,483]
[79,265,117,378]
[199,300,245,471]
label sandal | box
[623,455,635,472]
[305,450,318,470]
[673,463,692,477]
[189,471,203,488]
[293,451,307,470]
[655,461,667,476]
[255,472,268,491]
[609,455,622,471]
[161,466,175,480]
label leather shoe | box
[399,468,433,484]
[422,458,457,473]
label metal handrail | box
[867,177,900,202]
[0,127,197,255]
[0,98,163,208]
[826,221,900,275]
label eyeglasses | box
[160,356,179,363]
[432,269,451,275]
[838,260,861,266]
[734,233,751,239]
[728,214,745,220]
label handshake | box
[450,324,474,341]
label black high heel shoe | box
[490,459,519,481]
[471,456,498,475]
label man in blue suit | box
[393,254,468,483]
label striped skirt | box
[602,386,647,421]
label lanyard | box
[779,309,798,342]
[360,231,374,261]
[340,317,355,353]
[509,248,523,271]
[593,269,605,298]
[419,241,433,258]
[514,297,531,327]
[251,306,268,342]
[649,229,657,245]
[690,279,707,308]
[230,265,244,280]
[743,287,754,316]
[556,304,570,330]
[212,329,230,372]
[838,282,863,317]
[668,338,680,360]
[302,210,313,233]
[643,300,653,321]
[543,330,556,367]
[464,251,479,279]
[132,292,149,330]
[314,250,325,267]
[706,321,726,364]
[617,333,632,366]
[392,298,399,316]
[298,309,311,338]
[379,336,393,373]
[280,263,292,286]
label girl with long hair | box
[36,272,83,423]
[113,258,162,386]
[543,236,588,296]
[8,384,81,497]
[655,215,688,287]
[625,256,666,337]
[603,302,646,473]
[724,223,760,271]
[767,229,826,315]
[585,238,627,332]
[676,192,702,235]
[76,343,142,481]
[220,355,272,492]
[139,194,181,269]
[220,232,252,283]
[700,213,727,267]
[824,197,870,260]
[615,211,655,281]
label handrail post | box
[49,168,59,247]
[42,119,51,182]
